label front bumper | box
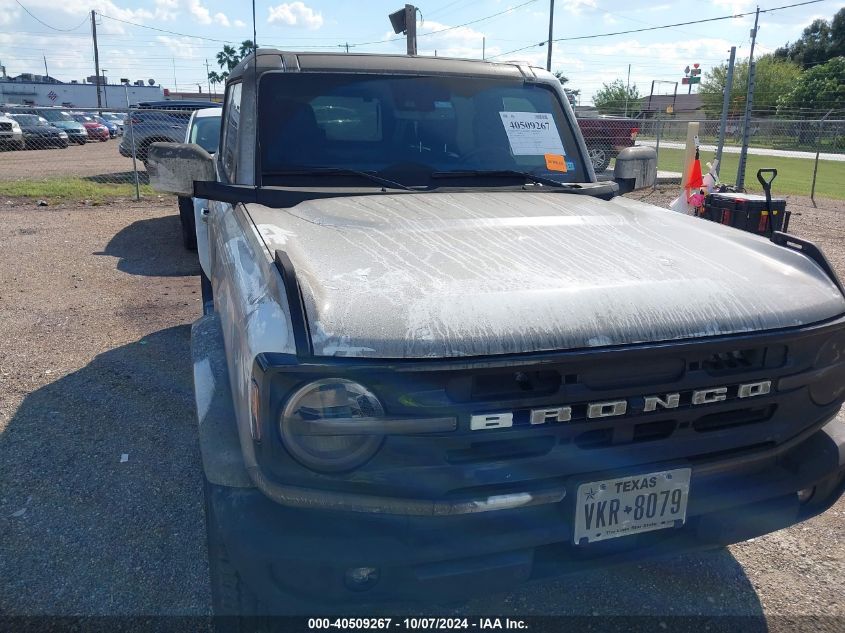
[209,413,845,606]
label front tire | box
[178,196,198,251]
[587,143,612,173]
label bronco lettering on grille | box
[471,380,772,430]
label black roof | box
[227,49,529,83]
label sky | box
[0,0,842,104]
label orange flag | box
[688,147,704,190]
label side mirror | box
[613,146,657,194]
[147,142,215,196]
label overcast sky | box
[0,0,841,103]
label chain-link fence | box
[638,118,845,200]
[0,105,217,200]
[0,104,842,201]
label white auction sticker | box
[499,112,566,156]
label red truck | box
[576,112,640,172]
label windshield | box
[190,115,221,153]
[39,110,72,122]
[10,114,43,126]
[73,115,93,123]
[258,73,585,186]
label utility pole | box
[388,5,417,55]
[91,10,102,115]
[205,59,212,96]
[43,54,49,78]
[172,58,178,94]
[405,4,417,55]
[482,36,485,61]
[736,6,760,189]
[624,63,631,117]
[546,0,554,71]
[716,46,736,172]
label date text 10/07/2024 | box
[307,618,529,630]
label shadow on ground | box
[96,214,200,277]
[0,325,770,623]
[84,171,150,185]
[0,327,210,615]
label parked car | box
[70,114,110,142]
[8,107,89,145]
[148,50,845,616]
[101,112,125,136]
[0,113,24,150]
[177,107,221,251]
[6,114,68,149]
[119,100,219,164]
[85,113,120,138]
[575,112,640,172]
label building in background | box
[0,73,163,109]
[164,90,222,103]
[638,94,704,120]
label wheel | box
[587,143,612,173]
[178,196,198,251]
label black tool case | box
[704,193,789,234]
[703,170,790,236]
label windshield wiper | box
[264,167,414,191]
[430,170,581,189]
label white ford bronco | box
[148,50,845,616]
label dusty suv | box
[148,50,845,616]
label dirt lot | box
[0,189,843,627]
[0,139,138,182]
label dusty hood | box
[247,191,845,358]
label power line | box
[95,11,235,44]
[14,0,90,32]
[345,0,538,47]
[488,0,828,59]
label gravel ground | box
[0,191,842,626]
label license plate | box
[573,468,691,545]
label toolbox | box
[703,169,791,236]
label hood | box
[248,191,845,358]
[21,125,60,134]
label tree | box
[773,8,844,67]
[698,54,801,119]
[553,71,580,105]
[777,56,845,117]
[208,40,256,86]
[592,79,640,115]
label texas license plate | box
[573,468,691,545]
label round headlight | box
[280,379,384,473]
[809,333,845,406]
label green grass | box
[0,178,156,202]
[655,147,844,200]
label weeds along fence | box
[0,104,842,201]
